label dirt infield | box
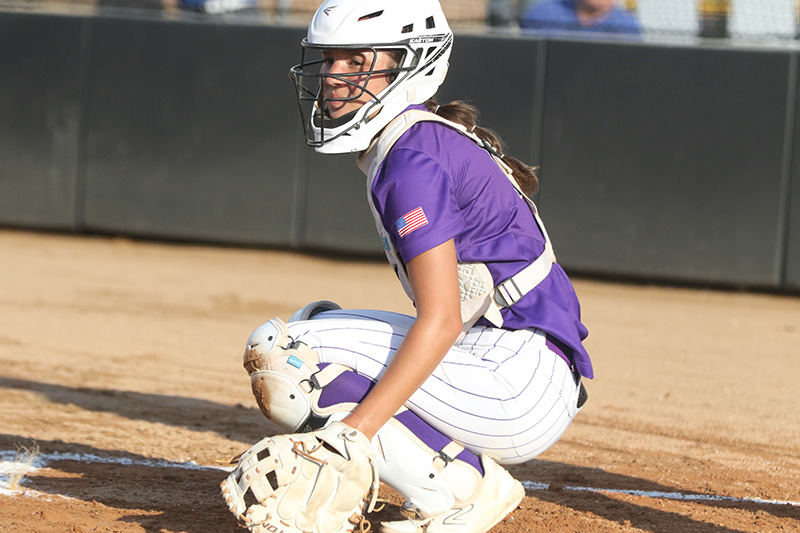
[1,229,799,532]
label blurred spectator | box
[177,0,258,15]
[98,0,163,10]
[487,0,540,28]
[520,0,642,36]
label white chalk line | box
[522,481,800,508]
[0,450,233,496]
[1,450,797,509]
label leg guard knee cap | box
[243,317,361,433]
[243,318,295,374]
[244,318,326,431]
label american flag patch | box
[395,206,428,238]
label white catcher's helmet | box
[289,0,453,154]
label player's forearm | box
[343,239,462,439]
[342,311,461,439]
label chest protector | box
[357,110,556,333]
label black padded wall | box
[4,8,800,291]
[0,13,84,229]
[539,40,792,287]
[439,34,545,167]
[301,150,379,254]
[786,57,800,291]
[80,17,304,246]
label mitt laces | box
[348,512,373,533]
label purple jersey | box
[370,106,593,379]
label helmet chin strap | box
[315,79,386,131]
[315,107,360,130]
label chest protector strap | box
[357,110,556,332]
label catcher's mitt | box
[220,421,379,533]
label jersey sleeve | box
[371,146,466,263]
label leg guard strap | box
[378,409,484,518]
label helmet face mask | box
[290,43,416,151]
[289,0,453,154]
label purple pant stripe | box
[315,369,485,475]
[395,410,484,476]
[317,367,375,409]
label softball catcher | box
[221,1,593,532]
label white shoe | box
[380,456,524,533]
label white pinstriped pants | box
[287,309,583,465]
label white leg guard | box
[243,317,357,433]
[374,409,484,519]
[381,455,525,533]
[378,415,524,533]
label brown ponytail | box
[424,98,539,197]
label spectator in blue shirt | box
[520,0,642,36]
